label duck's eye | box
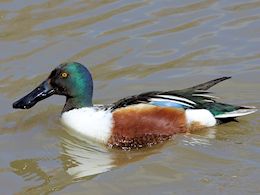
[61,72,68,78]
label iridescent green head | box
[13,62,93,112]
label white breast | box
[60,107,113,143]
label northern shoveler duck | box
[13,62,257,149]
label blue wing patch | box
[148,95,196,109]
[149,101,188,109]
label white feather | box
[192,94,219,99]
[149,98,194,108]
[61,107,113,143]
[203,99,215,103]
[155,95,196,105]
[215,108,258,118]
[185,109,217,127]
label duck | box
[13,62,257,149]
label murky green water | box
[0,0,260,194]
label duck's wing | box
[111,77,231,111]
[110,90,215,111]
[111,76,257,120]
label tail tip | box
[215,107,257,119]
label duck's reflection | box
[10,128,164,194]
[59,130,166,179]
[59,135,115,179]
[180,127,217,147]
[10,158,73,194]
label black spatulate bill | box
[13,80,55,109]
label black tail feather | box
[217,117,238,124]
[186,76,231,91]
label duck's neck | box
[63,95,93,113]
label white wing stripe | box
[203,99,215,103]
[149,98,194,108]
[192,94,219,99]
[155,95,196,105]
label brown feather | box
[108,104,187,149]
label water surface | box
[0,0,260,194]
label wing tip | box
[187,76,232,91]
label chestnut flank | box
[108,104,187,149]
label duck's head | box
[13,62,93,112]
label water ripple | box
[0,0,260,194]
